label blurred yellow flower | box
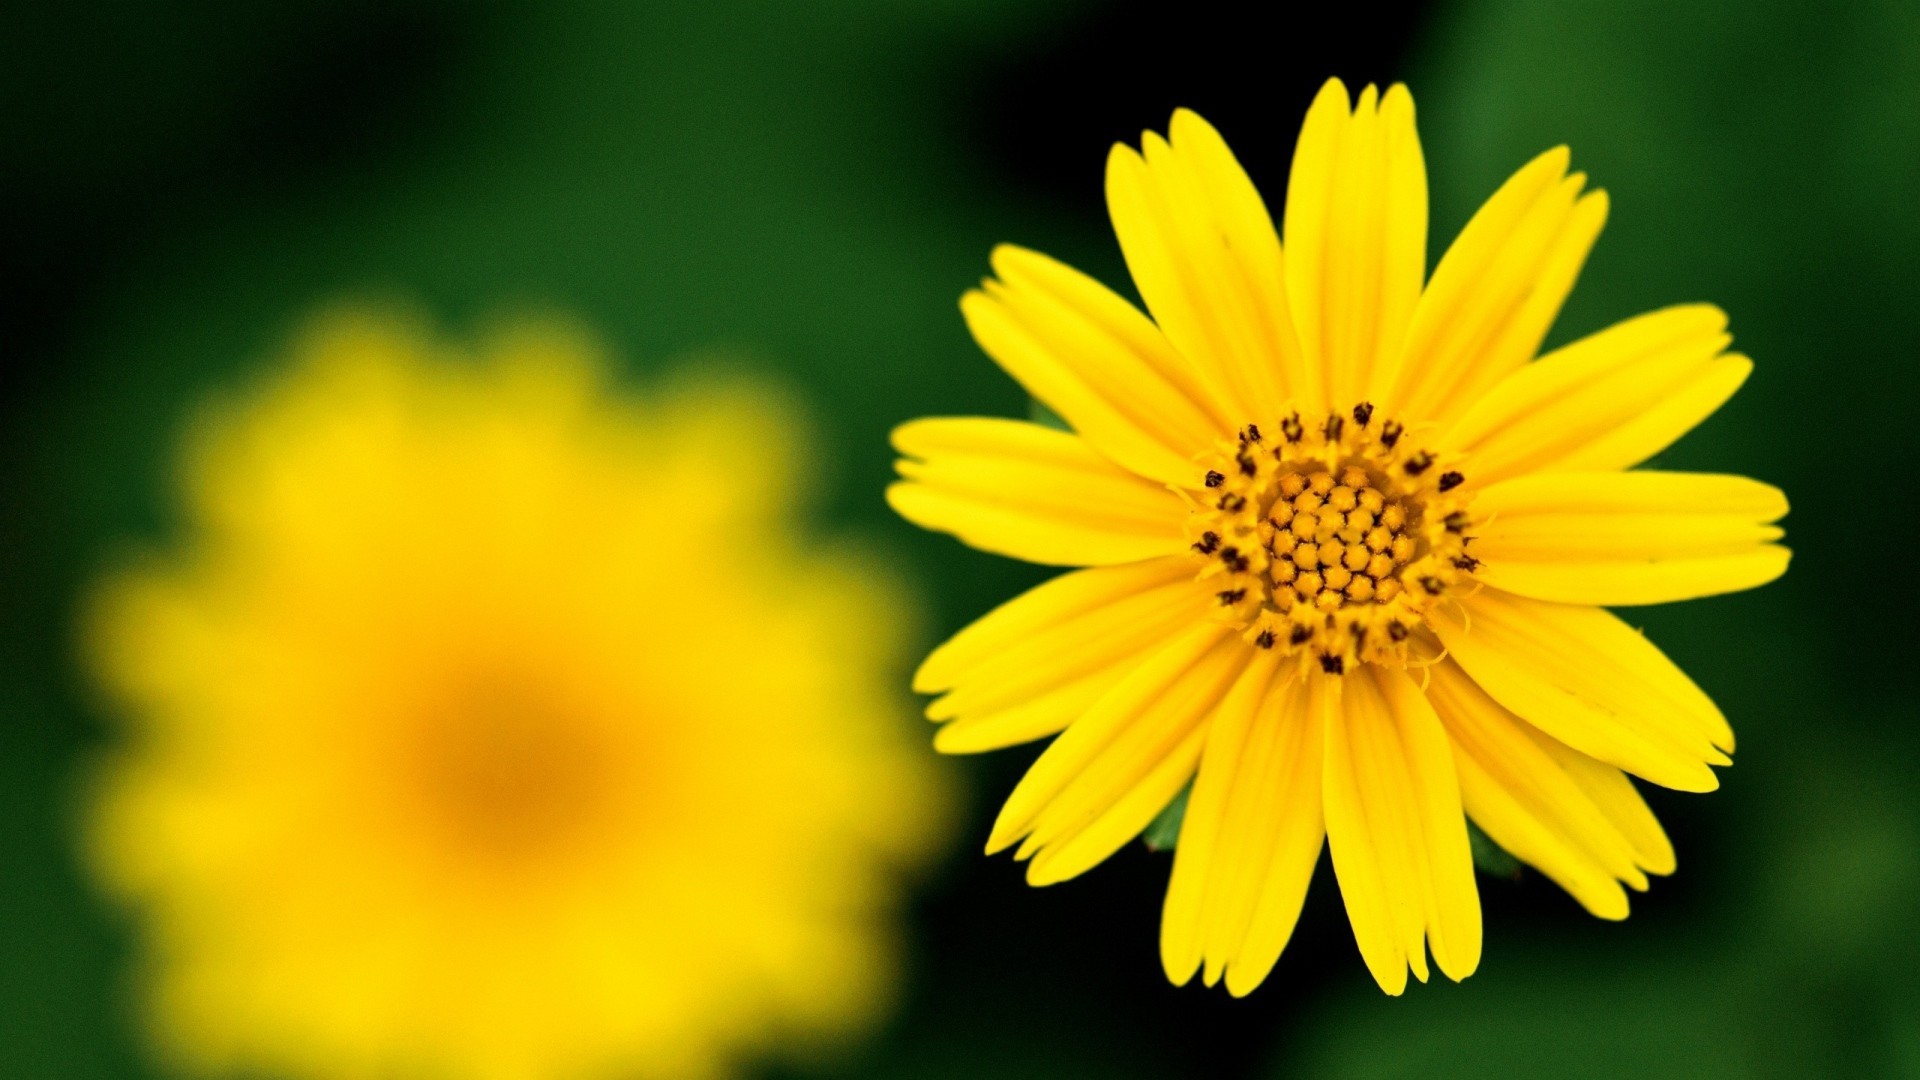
[890,79,1787,996]
[84,312,946,1080]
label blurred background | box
[4,0,1917,1077]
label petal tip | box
[1372,970,1409,997]
[1224,971,1263,999]
[888,417,931,454]
[1771,543,1794,574]
[1168,105,1209,132]
[984,811,1027,856]
[908,658,945,695]
[1580,186,1612,220]
[986,242,1059,285]
[1160,938,1201,988]
[882,479,915,517]
[1313,76,1352,105]
[1768,483,1792,519]
[957,285,993,319]
[928,723,978,756]
[1675,764,1722,794]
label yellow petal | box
[889,417,1186,566]
[1539,736,1677,876]
[1159,662,1326,997]
[1219,676,1328,997]
[1472,471,1790,605]
[1384,147,1607,429]
[1428,587,1732,792]
[1160,651,1283,984]
[1316,676,1401,995]
[1426,658,1663,920]
[986,625,1239,884]
[962,245,1232,484]
[1322,668,1482,995]
[914,557,1193,691]
[930,678,1108,755]
[920,559,1213,754]
[1105,112,1304,423]
[1442,304,1750,485]
[1284,80,1428,411]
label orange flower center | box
[402,671,623,870]
[1184,405,1478,673]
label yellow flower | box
[85,312,947,1079]
[888,79,1788,997]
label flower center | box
[404,671,621,869]
[1184,405,1478,674]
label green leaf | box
[1027,398,1071,432]
[1467,819,1523,880]
[1142,784,1191,852]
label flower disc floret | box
[1188,407,1474,673]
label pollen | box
[1184,405,1479,673]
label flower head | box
[86,311,947,1078]
[889,79,1787,996]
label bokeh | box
[4,1,1916,1078]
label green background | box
[3,1,1915,1077]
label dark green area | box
[2,1,1915,1078]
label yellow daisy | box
[85,311,947,1079]
[888,79,1788,997]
